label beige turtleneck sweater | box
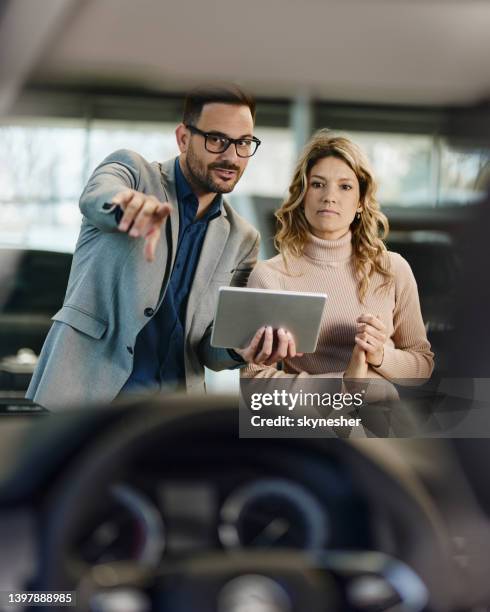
[242,231,434,382]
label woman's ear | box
[354,202,364,221]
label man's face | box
[182,103,255,194]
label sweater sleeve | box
[372,253,434,383]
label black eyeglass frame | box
[185,124,261,158]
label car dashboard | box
[0,397,490,611]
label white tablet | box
[211,287,327,353]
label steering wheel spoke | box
[75,549,427,612]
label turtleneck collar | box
[303,230,353,262]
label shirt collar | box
[174,157,222,221]
[174,157,194,203]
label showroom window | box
[0,113,487,253]
[0,120,295,252]
[343,131,487,207]
[0,119,86,251]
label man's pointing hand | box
[112,189,173,262]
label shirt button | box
[144,307,154,317]
[126,346,134,355]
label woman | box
[242,130,434,385]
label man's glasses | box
[185,124,261,158]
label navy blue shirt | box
[122,158,222,393]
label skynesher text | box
[251,415,362,428]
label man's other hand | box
[234,326,303,366]
[112,189,173,262]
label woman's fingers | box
[357,324,386,343]
[355,336,377,353]
[355,330,383,351]
[357,313,386,332]
[355,334,384,367]
[357,314,387,364]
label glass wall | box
[438,139,489,205]
[0,109,488,253]
[0,120,86,251]
[342,131,487,207]
[0,120,296,252]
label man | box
[27,84,296,410]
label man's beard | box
[184,144,242,194]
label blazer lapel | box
[185,212,230,332]
[158,158,180,271]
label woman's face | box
[303,156,362,241]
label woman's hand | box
[344,343,368,379]
[355,314,387,367]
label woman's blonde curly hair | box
[275,129,393,302]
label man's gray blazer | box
[26,150,260,410]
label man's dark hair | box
[183,83,256,126]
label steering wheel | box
[32,396,444,612]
